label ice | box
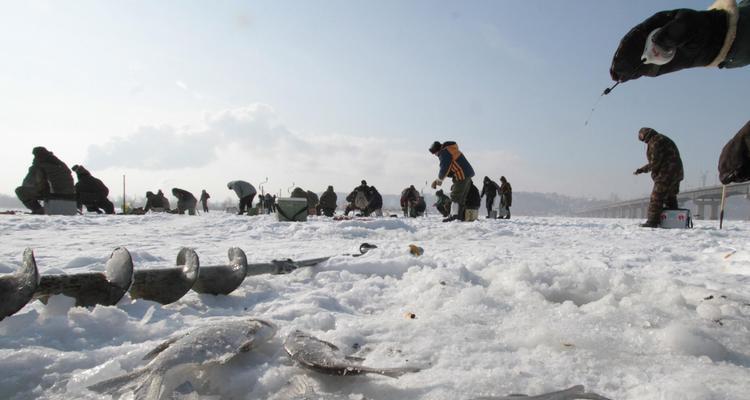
[0,213,749,399]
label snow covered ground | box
[1,212,749,399]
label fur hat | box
[429,141,442,154]
[361,180,367,185]
[638,127,656,142]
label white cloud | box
[83,103,529,196]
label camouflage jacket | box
[640,133,684,183]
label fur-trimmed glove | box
[610,8,729,82]
[431,179,442,189]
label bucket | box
[660,209,692,229]
[44,199,78,216]
[277,197,308,222]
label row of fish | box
[84,318,611,400]
[0,243,374,320]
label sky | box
[1,0,749,204]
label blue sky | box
[1,1,748,202]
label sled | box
[191,247,247,295]
[129,248,199,304]
[34,247,134,307]
[0,249,39,320]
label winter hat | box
[429,141,442,154]
[500,176,506,182]
[361,180,367,185]
[32,146,49,157]
[327,185,334,190]
[638,127,656,142]
[146,191,155,198]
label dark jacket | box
[347,183,370,210]
[72,165,109,198]
[415,196,426,213]
[466,183,481,209]
[306,191,319,208]
[320,186,337,209]
[719,120,750,184]
[437,141,475,181]
[172,188,197,203]
[639,130,684,184]
[32,147,75,195]
[366,187,383,211]
[145,190,171,211]
[480,176,499,199]
[499,179,513,207]
[291,187,307,199]
[400,186,420,208]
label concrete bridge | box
[575,182,750,220]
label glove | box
[431,179,442,189]
[610,8,729,82]
[719,121,750,184]
[633,168,644,175]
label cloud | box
[175,80,188,91]
[83,103,528,195]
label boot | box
[442,215,459,222]
[640,220,659,228]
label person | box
[172,188,198,215]
[610,1,749,84]
[498,176,513,219]
[144,190,171,212]
[414,195,427,217]
[320,186,337,217]
[633,128,684,228]
[364,186,383,217]
[433,189,452,217]
[15,147,75,214]
[272,195,278,212]
[464,182,481,221]
[15,165,46,214]
[71,165,114,214]
[344,180,370,216]
[719,120,750,184]
[400,185,421,217]
[429,141,475,222]
[264,193,274,213]
[290,187,307,199]
[611,1,750,183]
[227,180,257,215]
[306,190,320,216]
[480,176,500,218]
[200,190,210,213]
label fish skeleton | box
[472,385,612,400]
[88,318,276,399]
[283,330,421,378]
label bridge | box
[575,182,750,220]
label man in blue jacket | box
[429,141,475,222]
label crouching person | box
[16,146,75,214]
[320,185,337,217]
[172,188,198,215]
[71,165,115,214]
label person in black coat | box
[144,190,170,212]
[15,147,75,214]
[172,188,198,215]
[71,165,115,214]
[364,186,383,217]
[480,176,499,218]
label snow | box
[1,212,749,399]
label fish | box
[472,385,612,400]
[88,318,276,399]
[269,375,370,400]
[283,330,421,378]
[0,248,39,320]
